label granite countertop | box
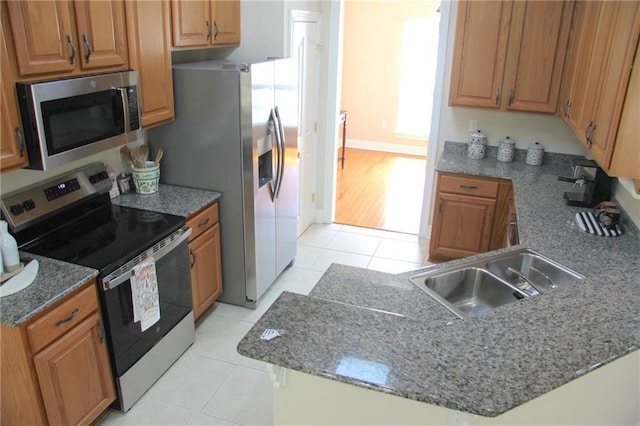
[237,141,640,417]
[0,254,98,326]
[112,184,222,218]
[1,184,221,327]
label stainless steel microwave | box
[16,71,142,171]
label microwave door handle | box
[101,227,192,290]
[116,87,131,134]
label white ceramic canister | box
[525,142,544,166]
[497,136,515,162]
[468,130,487,159]
[0,220,20,273]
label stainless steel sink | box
[412,267,528,318]
[410,249,584,319]
[485,250,584,294]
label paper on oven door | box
[130,257,160,331]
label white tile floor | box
[99,223,430,426]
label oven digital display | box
[44,178,81,201]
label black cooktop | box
[19,194,184,276]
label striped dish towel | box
[575,211,622,237]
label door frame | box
[320,1,449,238]
[290,10,322,236]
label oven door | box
[100,227,193,377]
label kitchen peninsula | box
[238,142,640,424]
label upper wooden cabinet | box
[0,17,27,172]
[5,0,128,78]
[559,1,640,178]
[171,0,240,48]
[449,0,573,113]
[126,1,175,129]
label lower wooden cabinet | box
[33,312,115,425]
[187,201,223,321]
[0,281,115,425]
[429,173,513,262]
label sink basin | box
[485,250,584,293]
[409,248,584,319]
[412,267,528,318]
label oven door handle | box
[102,226,192,290]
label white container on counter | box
[468,130,487,159]
[497,136,515,162]
[526,142,544,166]
[1,220,20,273]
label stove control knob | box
[23,200,36,211]
[9,204,24,216]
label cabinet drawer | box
[439,174,499,198]
[187,202,219,242]
[27,283,99,354]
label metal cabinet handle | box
[459,185,478,190]
[82,34,92,63]
[55,308,79,327]
[213,21,219,40]
[495,87,501,105]
[438,198,443,213]
[66,34,76,64]
[563,101,572,119]
[190,249,196,268]
[206,21,211,41]
[508,88,514,106]
[585,121,596,147]
[97,320,105,344]
[198,218,210,228]
[14,127,25,157]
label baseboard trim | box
[344,139,427,157]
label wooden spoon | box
[139,145,149,162]
[153,149,164,166]
[120,146,133,165]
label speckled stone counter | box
[237,141,640,417]
[112,184,221,218]
[0,254,98,326]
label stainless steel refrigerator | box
[148,59,298,308]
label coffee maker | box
[558,159,612,207]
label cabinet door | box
[73,0,128,70]
[171,0,212,47]
[5,0,77,76]
[449,0,513,108]
[190,224,223,321]
[503,1,573,113]
[211,0,240,46]
[1,22,27,172]
[559,1,601,136]
[429,193,496,261]
[33,312,115,426]
[588,2,640,170]
[126,1,175,129]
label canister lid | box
[528,142,544,150]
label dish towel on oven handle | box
[130,257,161,331]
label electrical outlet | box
[469,120,478,131]
[382,120,388,129]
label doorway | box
[291,11,321,237]
[335,1,440,235]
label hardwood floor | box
[335,148,426,234]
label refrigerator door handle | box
[267,118,277,201]
[273,106,286,199]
